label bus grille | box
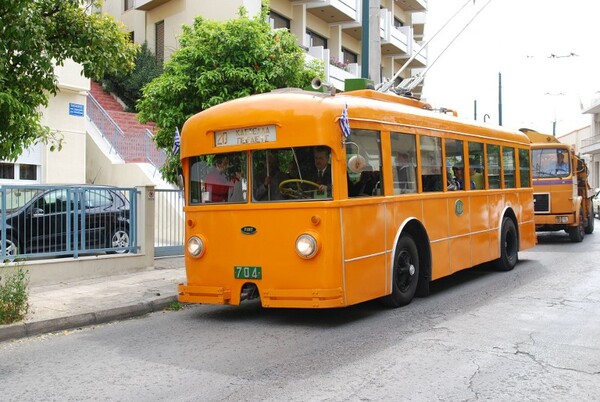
[534,193,550,213]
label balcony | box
[296,0,359,23]
[379,9,427,67]
[580,135,600,155]
[411,11,426,41]
[393,0,427,12]
[305,46,360,91]
[134,0,170,11]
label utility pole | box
[498,72,503,126]
[361,0,369,79]
[369,0,381,84]
[474,100,477,120]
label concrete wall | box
[0,186,155,286]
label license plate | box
[234,266,262,280]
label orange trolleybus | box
[177,80,536,309]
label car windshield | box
[1,188,43,212]
[532,148,570,178]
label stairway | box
[88,81,161,165]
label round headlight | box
[187,236,204,257]
[296,234,318,259]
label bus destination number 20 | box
[215,125,276,147]
[234,266,262,280]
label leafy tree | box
[0,0,138,161]
[102,42,163,112]
[137,3,323,183]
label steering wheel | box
[279,179,321,199]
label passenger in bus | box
[205,155,235,202]
[255,153,288,201]
[449,164,475,190]
[350,166,380,196]
[470,160,484,190]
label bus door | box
[342,130,387,304]
[445,139,472,273]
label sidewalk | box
[0,257,185,342]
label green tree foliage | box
[102,42,163,112]
[137,5,323,183]
[0,0,138,161]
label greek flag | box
[340,103,350,138]
[172,127,181,154]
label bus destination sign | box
[215,125,276,147]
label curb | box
[0,295,177,343]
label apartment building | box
[0,60,89,186]
[0,0,427,186]
[105,0,427,94]
[581,99,600,189]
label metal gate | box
[154,189,184,257]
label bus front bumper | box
[178,283,345,308]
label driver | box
[311,146,332,195]
[555,152,569,172]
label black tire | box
[584,203,594,234]
[495,217,518,271]
[107,227,130,254]
[568,208,585,242]
[381,235,419,308]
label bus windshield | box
[188,146,333,204]
[532,148,570,178]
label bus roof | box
[181,89,531,157]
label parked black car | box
[1,185,131,258]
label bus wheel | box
[568,208,585,242]
[495,217,518,271]
[382,235,419,308]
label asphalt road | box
[1,230,599,401]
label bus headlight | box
[296,233,318,259]
[187,236,205,258]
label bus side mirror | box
[348,155,366,173]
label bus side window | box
[346,129,383,197]
[391,132,417,194]
[468,142,485,190]
[420,136,443,193]
[503,147,516,188]
[487,144,501,189]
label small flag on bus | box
[340,103,350,138]
[173,127,181,154]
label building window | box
[20,164,37,181]
[342,48,358,65]
[124,0,134,11]
[306,30,327,48]
[0,163,14,179]
[269,10,290,29]
[394,18,404,28]
[155,21,165,63]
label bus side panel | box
[447,194,471,273]
[487,193,505,260]
[470,193,493,266]
[341,203,387,305]
[518,191,537,250]
[422,197,451,280]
